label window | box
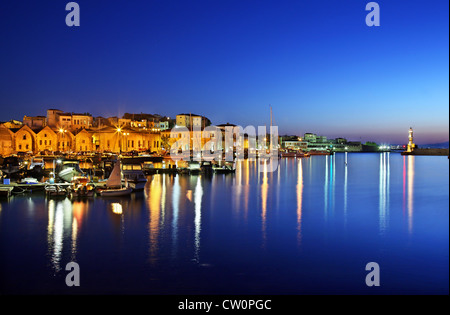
[49,140,51,145]
[26,144,29,149]
[40,140,42,145]
[44,133,47,138]
[19,144,22,150]
[23,134,26,140]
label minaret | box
[407,127,415,152]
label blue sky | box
[0,0,448,144]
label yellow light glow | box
[112,203,123,215]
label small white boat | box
[58,160,85,182]
[99,186,133,197]
[20,177,40,184]
[99,161,133,197]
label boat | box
[99,161,133,197]
[45,184,68,197]
[99,186,132,197]
[1,156,26,176]
[200,161,213,174]
[142,161,156,175]
[212,161,236,174]
[178,161,201,175]
[26,157,45,178]
[280,150,310,158]
[308,150,333,156]
[69,177,95,198]
[19,177,40,184]
[121,162,147,190]
[57,160,85,182]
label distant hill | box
[419,141,449,149]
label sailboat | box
[99,160,133,197]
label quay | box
[401,148,449,156]
[0,182,106,194]
[0,186,14,198]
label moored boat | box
[280,150,310,158]
[98,160,133,197]
[212,161,236,174]
[58,160,85,182]
[121,162,147,190]
[45,184,68,197]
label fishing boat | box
[26,157,45,178]
[99,161,133,197]
[142,161,156,175]
[58,160,85,182]
[45,184,68,197]
[308,150,333,156]
[1,156,26,176]
[69,177,95,198]
[212,161,236,174]
[121,162,147,190]
[201,160,213,174]
[177,161,202,175]
[280,149,310,158]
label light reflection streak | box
[149,175,162,263]
[261,160,268,247]
[194,176,203,263]
[296,159,303,245]
[344,154,348,225]
[379,153,390,234]
[407,156,414,234]
[52,201,64,272]
[324,156,328,219]
[171,175,180,259]
[47,198,85,273]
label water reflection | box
[296,159,303,245]
[260,161,268,247]
[47,198,88,272]
[324,155,335,219]
[379,153,390,234]
[407,156,415,234]
[148,175,162,263]
[194,176,203,263]
[171,175,180,260]
[344,153,348,225]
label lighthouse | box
[407,127,415,152]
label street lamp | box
[58,128,67,152]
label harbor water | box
[0,153,448,294]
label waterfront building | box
[36,126,58,152]
[72,113,93,130]
[0,125,15,156]
[46,109,63,127]
[176,114,211,130]
[23,115,47,129]
[14,125,36,153]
